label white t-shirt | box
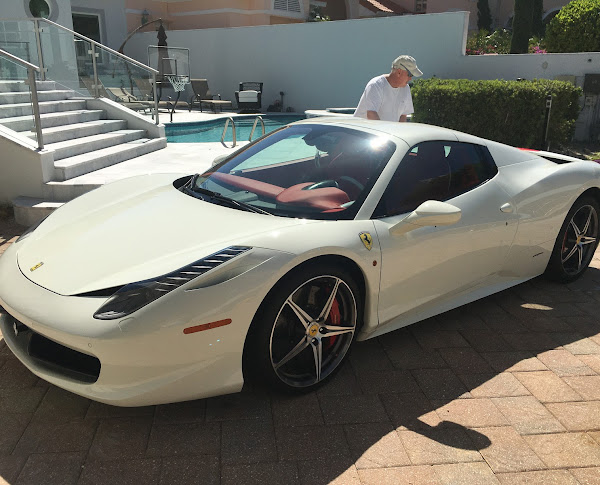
[353,75,414,121]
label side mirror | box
[212,154,229,166]
[390,200,461,236]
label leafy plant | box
[545,0,600,52]
[466,29,545,55]
[307,6,330,22]
[411,78,581,149]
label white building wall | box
[0,0,74,28]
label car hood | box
[17,174,310,295]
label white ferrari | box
[1,119,599,406]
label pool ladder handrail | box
[221,117,237,148]
[249,116,265,141]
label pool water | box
[166,115,304,143]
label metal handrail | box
[249,115,265,141]
[221,117,237,148]
[0,18,160,125]
[40,19,159,75]
[0,48,44,150]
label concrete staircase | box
[0,80,167,224]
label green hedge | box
[411,78,582,148]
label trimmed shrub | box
[545,0,600,52]
[411,78,581,148]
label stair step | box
[0,80,56,93]
[0,109,105,131]
[23,119,128,144]
[0,89,75,105]
[53,137,167,181]
[0,99,88,118]
[49,129,147,161]
[43,181,102,202]
[12,196,64,227]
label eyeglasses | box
[398,63,413,77]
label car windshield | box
[191,124,396,219]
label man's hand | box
[399,114,408,122]
[367,111,380,120]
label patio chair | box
[189,79,233,112]
[235,82,263,112]
[80,76,150,112]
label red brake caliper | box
[324,298,341,349]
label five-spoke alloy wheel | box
[546,196,600,282]
[246,264,361,392]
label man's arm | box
[367,111,380,120]
[399,114,408,122]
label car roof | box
[295,117,461,144]
[294,117,542,167]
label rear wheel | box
[546,196,599,282]
[246,264,361,392]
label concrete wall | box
[126,12,470,114]
[0,127,52,203]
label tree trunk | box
[532,0,544,38]
[510,0,534,54]
[477,0,492,31]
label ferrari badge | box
[30,262,44,272]
[359,232,373,251]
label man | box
[354,55,423,122]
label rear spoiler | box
[518,148,599,165]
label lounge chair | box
[189,79,233,112]
[235,82,263,112]
[80,76,150,112]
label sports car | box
[1,118,599,406]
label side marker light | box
[183,318,232,334]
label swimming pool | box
[166,115,304,143]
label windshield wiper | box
[188,185,272,216]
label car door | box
[372,140,519,328]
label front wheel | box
[546,196,600,283]
[246,264,362,392]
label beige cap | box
[391,55,423,77]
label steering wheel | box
[305,179,339,190]
[336,176,364,193]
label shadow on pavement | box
[0,243,599,484]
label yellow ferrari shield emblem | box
[359,232,373,251]
[30,262,44,272]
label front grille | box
[27,329,101,384]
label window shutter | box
[274,0,301,13]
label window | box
[29,0,50,18]
[373,141,497,218]
[72,13,102,44]
[415,0,427,13]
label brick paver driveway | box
[1,218,600,484]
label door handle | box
[500,203,514,213]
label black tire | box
[244,263,362,393]
[545,196,600,283]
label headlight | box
[93,246,251,320]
